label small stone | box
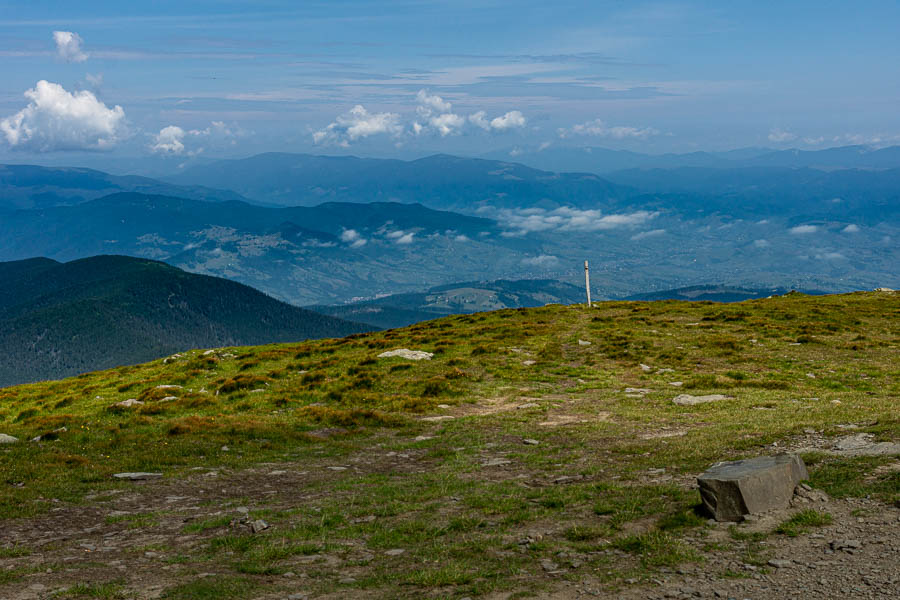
[414,435,434,441]
[669,381,684,387]
[221,445,229,452]
[327,466,348,471]
[112,472,162,480]
[0,433,19,444]
[673,394,732,406]
[155,384,183,390]
[250,519,269,533]
[351,515,376,524]
[339,577,357,584]
[768,559,792,568]
[378,349,433,360]
[420,416,455,422]
[540,558,559,572]
[640,364,652,372]
[385,548,406,556]
[578,339,592,346]
[522,360,537,366]
[481,457,512,467]
[517,402,540,409]
[624,388,652,394]
[111,399,143,408]
[523,438,540,445]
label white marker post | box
[584,260,592,307]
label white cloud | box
[842,224,860,233]
[491,111,526,130]
[559,118,659,140]
[313,105,403,146]
[350,238,367,248]
[768,128,797,143]
[522,254,560,268]
[428,112,466,136]
[469,110,490,131]
[85,73,103,87]
[53,31,88,63]
[395,232,415,244]
[753,239,771,248]
[340,228,361,243]
[415,90,452,115]
[815,252,846,260]
[497,206,659,236]
[454,234,470,242]
[150,125,186,154]
[0,80,125,152]
[630,229,666,241]
[789,224,818,234]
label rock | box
[420,416,454,422]
[540,558,560,572]
[160,396,178,402]
[831,539,862,551]
[673,394,732,406]
[385,548,406,556]
[669,381,684,387]
[112,399,143,408]
[30,426,68,442]
[155,384,183,390]
[351,515,376,524]
[625,388,652,394]
[482,457,512,467]
[874,287,895,292]
[517,402,540,409]
[250,519,269,533]
[640,364,653,372]
[523,438,540,445]
[522,360,537,366]
[578,339,592,346]
[377,349,433,361]
[414,435,435,441]
[768,559,793,568]
[112,472,163,480]
[0,433,19,444]
[831,433,900,456]
[697,454,808,521]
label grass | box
[0,292,898,598]
[774,509,833,537]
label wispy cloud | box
[789,224,818,234]
[497,207,659,236]
[630,229,665,241]
[768,128,797,143]
[559,118,659,139]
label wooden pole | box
[584,260,592,307]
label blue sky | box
[1,0,899,167]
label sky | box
[1,0,899,170]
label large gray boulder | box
[698,454,808,521]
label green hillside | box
[0,292,897,598]
[0,255,373,387]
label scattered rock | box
[523,438,540,445]
[624,387,652,394]
[159,396,178,402]
[112,472,163,481]
[831,539,862,551]
[578,339,592,346]
[414,435,435,441]
[385,548,406,556]
[522,360,537,366]
[640,363,652,372]
[327,466,348,471]
[831,433,900,456]
[517,402,540,409]
[697,454,808,521]
[540,558,560,572]
[377,349,433,361]
[30,426,68,442]
[0,433,19,444]
[250,519,269,534]
[351,515,376,524]
[482,457,512,467]
[111,399,143,409]
[669,381,684,387]
[155,384,183,390]
[673,394,732,406]
[768,559,793,568]
[420,416,454,422]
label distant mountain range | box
[0,255,371,387]
[622,284,828,303]
[166,152,632,211]
[482,144,900,174]
[0,164,248,210]
[310,279,587,329]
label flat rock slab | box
[698,454,808,521]
[673,393,732,406]
[112,472,163,481]
[0,433,19,444]
[832,433,900,456]
[378,349,433,360]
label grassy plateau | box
[0,291,898,598]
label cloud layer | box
[1,80,125,152]
[497,206,659,236]
[559,118,660,139]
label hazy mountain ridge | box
[0,255,373,387]
[0,164,250,210]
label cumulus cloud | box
[0,80,125,152]
[559,119,659,140]
[313,105,403,146]
[753,239,771,248]
[150,121,236,155]
[428,112,466,136]
[415,90,452,115]
[150,125,186,154]
[768,128,797,143]
[490,111,526,130]
[842,224,860,233]
[395,232,415,244]
[454,234,470,242]
[53,31,88,63]
[789,224,818,234]
[497,206,659,237]
[522,254,560,268]
[630,229,666,241]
